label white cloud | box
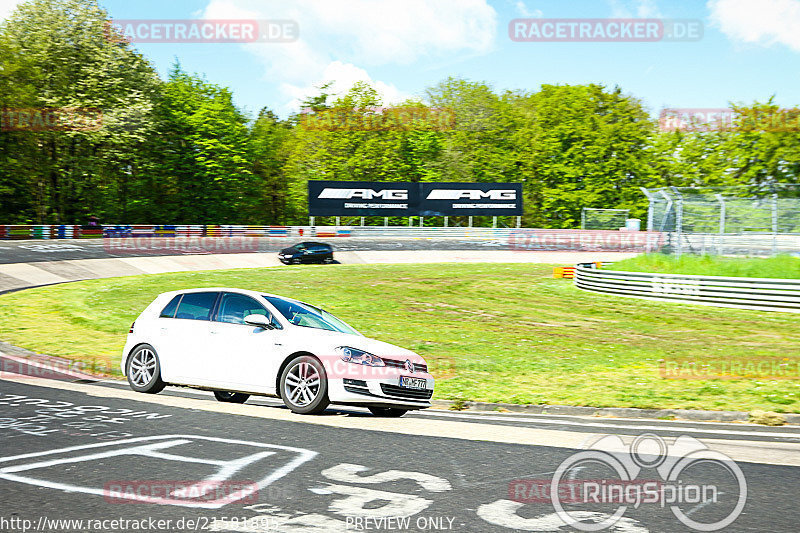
[202,0,496,112]
[0,0,24,21]
[608,0,662,18]
[708,0,800,52]
[279,61,412,112]
[515,1,542,18]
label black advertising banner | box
[308,181,524,216]
[419,182,523,216]
[308,181,419,216]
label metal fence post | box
[492,216,497,228]
[714,193,725,256]
[670,187,684,257]
[640,187,656,232]
[772,193,779,256]
[516,216,521,228]
[468,216,473,227]
[444,216,448,227]
[335,216,340,227]
[657,190,673,232]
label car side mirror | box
[244,314,273,329]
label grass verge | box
[610,253,800,278]
[0,262,798,412]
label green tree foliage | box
[139,65,253,223]
[0,0,160,223]
[1,1,798,227]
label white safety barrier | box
[574,266,800,313]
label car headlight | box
[336,346,385,367]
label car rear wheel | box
[126,344,166,394]
[280,356,330,414]
[368,407,408,418]
[213,391,250,404]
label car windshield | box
[263,295,359,335]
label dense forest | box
[1,0,798,227]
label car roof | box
[295,241,330,247]
[157,287,300,303]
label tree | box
[0,0,161,224]
[141,65,254,223]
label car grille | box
[380,384,433,400]
[383,359,428,373]
[343,379,370,396]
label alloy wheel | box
[284,361,321,407]
[129,348,157,387]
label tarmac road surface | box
[0,362,797,532]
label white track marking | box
[317,484,432,518]
[321,463,452,492]
[477,500,649,532]
[0,435,316,509]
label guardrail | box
[574,266,800,313]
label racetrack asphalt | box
[0,366,797,532]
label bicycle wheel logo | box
[551,434,747,531]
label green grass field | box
[611,254,800,278]
[0,262,798,412]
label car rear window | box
[175,292,218,321]
[159,295,182,318]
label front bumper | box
[327,374,434,409]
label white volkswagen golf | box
[121,288,434,416]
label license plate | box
[399,376,427,390]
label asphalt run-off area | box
[1,353,800,532]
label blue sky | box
[5,0,800,119]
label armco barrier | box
[0,225,667,251]
[574,266,800,313]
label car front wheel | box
[280,356,330,414]
[126,344,166,394]
[213,391,250,404]
[368,407,408,418]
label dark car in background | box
[279,242,334,264]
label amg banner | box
[308,181,523,216]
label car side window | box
[217,293,281,328]
[159,295,182,318]
[175,292,219,321]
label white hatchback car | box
[122,288,434,416]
